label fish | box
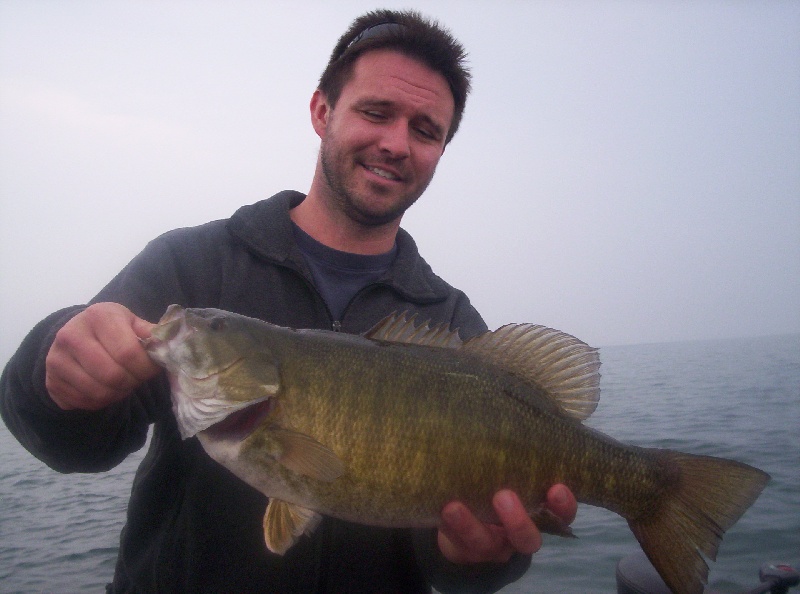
[144,304,770,594]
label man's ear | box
[310,89,330,139]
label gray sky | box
[1,0,798,362]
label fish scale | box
[146,305,770,594]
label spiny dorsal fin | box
[462,324,601,421]
[364,312,463,349]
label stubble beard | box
[319,135,431,228]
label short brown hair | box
[318,10,471,144]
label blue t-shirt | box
[292,223,397,321]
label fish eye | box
[209,317,227,332]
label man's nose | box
[378,120,411,158]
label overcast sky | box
[1,1,798,362]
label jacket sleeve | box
[413,529,531,594]
[0,226,219,473]
[0,305,161,473]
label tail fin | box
[628,451,769,594]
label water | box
[1,334,798,593]
[501,333,800,593]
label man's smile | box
[362,163,404,182]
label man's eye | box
[415,127,439,142]
[363,110,386,120]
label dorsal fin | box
[364,312,463,349]
[462,324,601,421]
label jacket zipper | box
[335,281,392,333]
[281,261,341,332]
[284,260,389,334]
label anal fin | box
[264,499,322,555]
[531,505,576,538]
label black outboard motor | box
[744,563,800,594]
[616,551,799,594]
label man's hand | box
[438,484,577,564]
[45,302,160,411]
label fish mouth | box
[190,355,246,380]
[149,304,189,341]
[143,305,194,361]
[201,398,277,442]
[143,321,193,357]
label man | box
[1,10,576,593]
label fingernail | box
[550,485,567,506]
[494,490,516,514]
[443,504,464,526]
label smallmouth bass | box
[145,305,769,594]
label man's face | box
[314,49,455,227]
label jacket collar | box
[226,191,450,304]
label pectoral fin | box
[263,499,322,555]
[270,427,346,482]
